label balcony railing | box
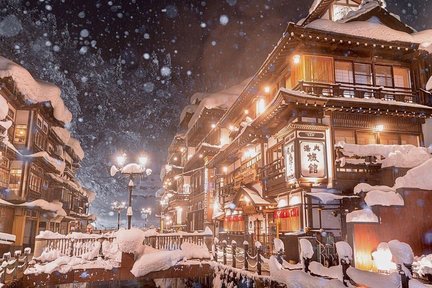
[259,158,286,192]
[294,81,422,104]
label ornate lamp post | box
[111,201,126,230]
[111,153,152,229]
[141,207,152,227]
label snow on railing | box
[0,247,32,285]
[142,228,213,251]
[34,231,116,259]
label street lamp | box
[111,201,126,230]
[111,153,152,229]
[141,207,152,227]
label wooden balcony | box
[259,158,286,194]
[294,81,426,105]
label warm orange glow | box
[293,54,301,64]
[264,86,271,93]
[256,98,266,115]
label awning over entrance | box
[234,185,273,207]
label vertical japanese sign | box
[300,141,326,178]
[284,142,295,181]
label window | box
[335,61,354,84]
[0,168,8,188]
[393,67,411,89]
[335,130,355,144]
[34,131,45,149]
[304,55,335,83]
[36,115,43,129]
[357,132,376,145]
[29,173,42,193]
[14,124,27,144]
[42,121,49,134]
[380,133,399,145]
[401,135,419,146]
[354,63,372,85]
[9,162,22,194]
[375,65,393,87]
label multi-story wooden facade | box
[0,56,94,249]
[161,0,432,266]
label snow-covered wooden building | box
[0,56,95,250]
[161,0,432,268]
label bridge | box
[0,230,427,288]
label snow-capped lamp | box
[110,153,152,230]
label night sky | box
[0,0,431,228]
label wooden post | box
[232,241,237,268]
[223,240,227,265]
[244,242,249,270]
[341,258,350,285]
[398,264,409,288]
[257,246,262,275]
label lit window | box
[354,63,372,85]
[9,167,22,193]
[393,67,411,89]
[13,125,27,144]
[375,65,393,87]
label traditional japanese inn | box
[160,0,432,270]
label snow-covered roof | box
[307,192,358,204]
[0,198,66,216]
[427,77,432,91]
[66,137,84,160]
[189,92,209,105]
[305,19,432,49]
[187,78,250,130]
[23,151,65,174]
[337,143,431,169]
[0,95,8,120]
[179,104,198,125]
[241,186,271,205]
[51,126,71,145]
[0,56,72,124]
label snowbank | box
[346,208,379,223]
[309,262,343,281]
[115,228,147,256]
[307,192,358,204]
[388,240,414,265]
[269,256,346,288]
[181,242,211,260]
[372,242,397,272]
[0,56,72,123]
[413,254,432,277]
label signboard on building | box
[299,141,326,178]
[284,142,295,181]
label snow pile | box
[307,192,358,204]
[427,76,432,91]
[23,152,65,174]
[337,142,431,169]
[21,199,66,217]
[309,262,343,281]
[180,242,211,260]
[335,241,353,264]
[274,238,285,253]
[347,267,401,288]
[35,249,62,262]
[394,158,432,191]
[364,190,404,206]
[0,56,72,123]
[413,254,432,277]
[372,242,397,272]
[299,239,314,259]
[25,256,119,275]
[269,256,346,288]
[115,228,146,256]
[186,78,249,130]
[80,241,101,261]
[346,208,379,223]
[36,230,66,239]
[128,238,213,277]
[388,240,414,265]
